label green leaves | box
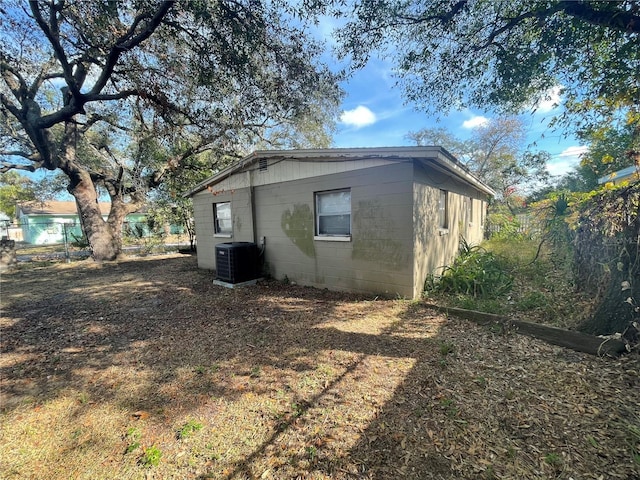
[407,117,549,202]
[335,0,639,125]
[0,171,36,218]
[2,0,342,257]
[426,238,513,299]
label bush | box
[486,212,524,240]
[426,238,513,299]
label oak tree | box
[1,0,341,260]
[336,0,639,124]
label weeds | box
[425,238,512,299]
[440,398,458,417]
[124,427,142,454]
[427,236,593,329]
[177,420,204,440]
[623,418,640,465]
[544,452,562,467]
[439,341,455,356]
[140,445,162,467]
[473,376,487,388]
[306,445,317,461]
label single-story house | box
[598,165,640,186]
[186,146,495,298]
[15,201,148,245]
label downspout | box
[247,170,265,271]
[248,170,257,245]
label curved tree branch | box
[89,1,174,96]
[0,162,37,173]
[560,1,640,34]
[29,0,80,98]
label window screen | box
[214,202,232,234]
[316,189,351,236]
[438,190,448,229]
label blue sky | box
[325,43,587,180]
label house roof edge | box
[184,146,495,197]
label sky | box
[330,56,587,180]
[8,11,587,197]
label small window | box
[468,197,474,225]
[315,189,351,236]
[213,202,232,235]
[438,190,448,229]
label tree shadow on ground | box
[1,256,638,480]
[1,256,363,413]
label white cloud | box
[313,15,346,46]
[547,145,588,176]
[340,105,377,128]
[532,86,563,113]
[558,145,588,159]
[462,116,489,129]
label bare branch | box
[477,4,565,50]
[29,0,79,98]
[0,92,23,119]
[89,1,173,95]
[0,162,37,173]
[0,58,30,102]
[0,149,36,159]
[560,1,640,34]
[35,89,138,129]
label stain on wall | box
[351,199,410,269]
[281,204,316,258]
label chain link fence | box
[1,220,191,260]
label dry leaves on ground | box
[1,254,639,479]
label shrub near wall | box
[575,183,640,334]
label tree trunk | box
[578,227,639,335]
[69,170,121,261]
[59,120,144,261]
[579,272,637,335]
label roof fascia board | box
[598,165,639,184]
[423,151,496,197]
[184,147,495,197]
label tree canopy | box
[0,0,342,260]
[0,170,36,218]
[408,117,550,211]
[335,0,639,126]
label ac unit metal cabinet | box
[215,242,259,283]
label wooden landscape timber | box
[425,304,628,357]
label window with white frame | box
[213,202,232,235]
[315,189,351,237]
[438,190,449,229]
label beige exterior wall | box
[192,156,490,298]
[191,183,254,270]
[252,157,396,187]
[412,163,488,297]
[255,162,415,297]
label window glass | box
[438,190,448,229]
[316,190,351,236]
[214,202,232,234]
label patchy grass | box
[1,254,639,479]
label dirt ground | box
[1,254,639,479]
